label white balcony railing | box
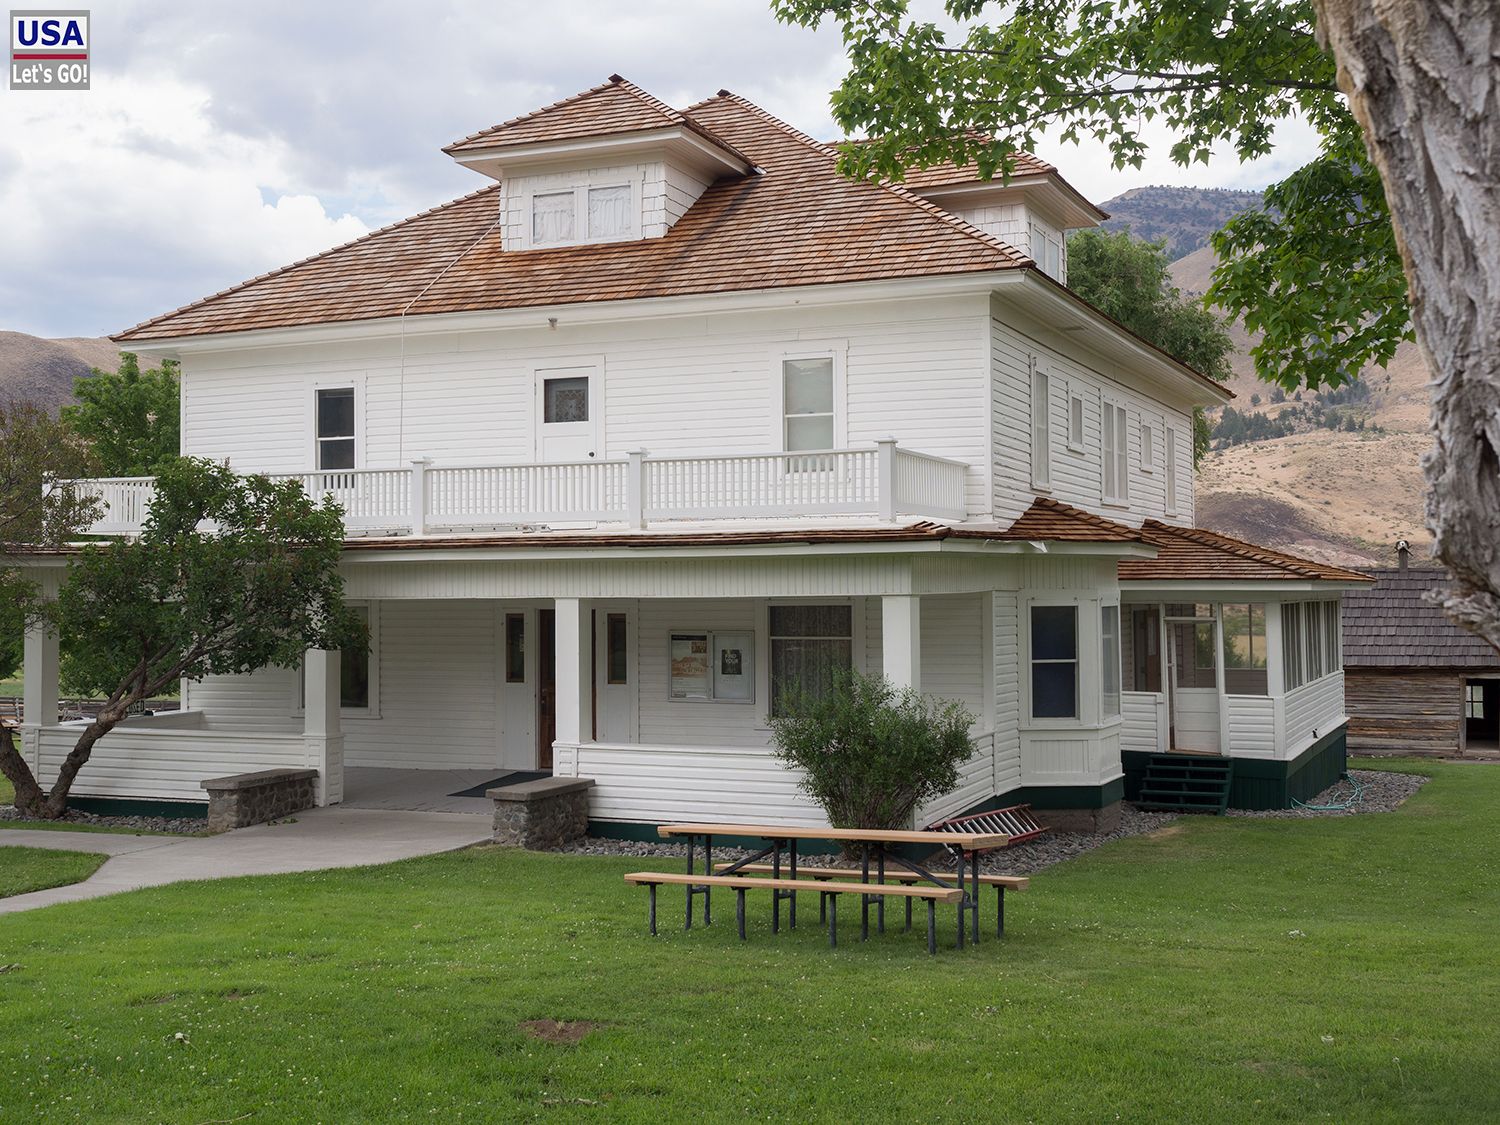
[63,440,968,537]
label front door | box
[1167,616,1220,753]
[535,366,599,462]
[537,609,556,770]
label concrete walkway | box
[0,806,493,916]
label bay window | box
[1030,604,1078,719]
[1101,604,1121,718]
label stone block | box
[489,777,595,850]
[201,768,319,832]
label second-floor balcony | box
[67,440,969,538]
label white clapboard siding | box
[36,722,306,802]
[1120,691,1165,755]
[1225,695,1277,758]
[917,732,996,826]
[993,592,1022,793]
[181,295,994,519]
[573,742,828,827]
[635,599,768,749]
[1283,672,1346,757]
[919,593,986,716]
[990,315,1197,527]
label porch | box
[63,440,968,537]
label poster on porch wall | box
[670,634,710,698]
[713,632,754,701]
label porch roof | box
[1120,521,1375,585]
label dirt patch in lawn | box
[519,1019,596,1045]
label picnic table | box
[626,821,1012,952]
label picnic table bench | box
[623,821,1012,953]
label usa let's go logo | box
[10,10,89,90]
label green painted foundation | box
[67,796,208,820]
[1122,723,1349,812]
[586,820,844,854]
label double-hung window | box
[769,604,852,716]
[1140,420,1156,472]
[315,388,355,471]
[1102,399,1129,505]
[1164,424,1179,514]
[531,184,634,247]
[782,357,837,452]
[1030,604,1078,719]
[1031,360,1051,489]
[1067,388,1085,452]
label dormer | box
[901,152,1107,285]
[444,75,753,251]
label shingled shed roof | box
[969,496,1145,543]
[1342,567,1500,668]
[1120,521,1374,584]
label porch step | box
[1135,754,1232,814]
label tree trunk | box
[1313,1,1500,648]
[41,708,126,819]
[0,724,47,816]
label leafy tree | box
[768,669,975,832]
[0,400,99,683]
[1066,227,1233,463]
[0,458,363,819]
[776,0,1500,648]
[63,352,180,476]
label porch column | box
[553,597,591,762]
[20,618,61,772]
[881,594,922,691]
[303,649,344,807]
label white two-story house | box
[16,76,1370,829]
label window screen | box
[783,358,835,451]
[1030,604,1078,719]
[316,388,355,471]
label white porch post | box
[303,649,344,806]
[20,618,60,772]
[409,457,432,536]
[876,437,898,523]
[881,594,921,691]
[553,597,591,774]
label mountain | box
[1166,242,1431,569]
[1099,185,1264,261]
[0,332,120,411]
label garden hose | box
[1291,770,1366,812]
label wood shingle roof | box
[1342,567,1500,668]
[1119,521,1375,584]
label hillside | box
[1099,185,1263,260]
[1167,243,1431,567]
[0,332,120,410]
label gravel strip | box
[1225,768,1427,819]
[0,804,212,835]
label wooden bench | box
[624,871,963,953]
[715,863,1029,937]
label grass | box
[0,845,107,899]
[0,759,1497,1122]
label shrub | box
[767,669,975,831]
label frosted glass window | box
[587,185,632,239]
[783,357,836,451]
[544,377,589,423]
[532,192,575,245]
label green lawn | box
[0,845,106,899]
[0,759,1496,1122]
[0,773,11,806]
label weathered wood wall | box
[1345,668,1462,756]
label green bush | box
[768,669,975,831]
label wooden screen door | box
[537,609,556,770]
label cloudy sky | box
[1,1,1320,340]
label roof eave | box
[447,125,753,179]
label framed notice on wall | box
[669,633,711,699]
[712,632,754,701]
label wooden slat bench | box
[624,871,964,954]
[714,863,1029,937]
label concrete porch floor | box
[341,766,541,814]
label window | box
[1467,683,1485,720]
[670,630,755,703]
[531,184,635,246]
[782,357,836,452]
[1030,604,1078,719]
[1101,604,1121,718]
[505,613,526,684]
[341,605,371,709]
[1031,360,1051,489]
[315,388,355,471]
[606,614,628,685]
[1222,603,1268,694]
[1068,389,1085,452]
[1282,601,1340,691]
[1282,602,1303,690]
[1164,425,1179,514]
[769,604,852,716]
[543,376,589,423]
[1029,220,1062,278]
[1102,399,1129,504]
[1140,420,1156,472]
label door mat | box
[449,771,550,798]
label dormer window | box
[529,183,637,248]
